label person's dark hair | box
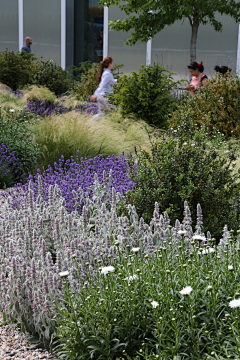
[188,61,204,73]
[214,65,231,75]
[98,57,113,84]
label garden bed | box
[1,64,240,359]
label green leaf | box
[28,336,40,344]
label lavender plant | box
[1,86,23,98]
[1,175,240,359]
[22,98,98,117]
[22,98,69,117]
[6,152,135,213]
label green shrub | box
[0,164,14,189]
[127,126,240,239]
[31,59,75,95]
[0,114,40,178]
[112,64,178,127]
[69,60,95,81]
[75,62,99,99]
[0,50,36,91]
[170,74,240,138]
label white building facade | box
[1,0,240,79]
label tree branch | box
[188,16,193,27]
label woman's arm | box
[185,84,195,91]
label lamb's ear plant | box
[2,167,240,358]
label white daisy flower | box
[178,230,186,235]
[151,301,159,309]
[132,247,140,253]
[183,142,188,146]
[59,271,69,277]
[192,235,206,241]
[229,298,240,308]
[180,286,193,295]
[9,109,15,113]
[101,266,115,275]
[228,265,233,271]
[128,275,138,282]
[198,247,215,255]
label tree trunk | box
[190,22,199,63]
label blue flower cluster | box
[2,87,23,98]
[75,103,98,115]
[9,152,135,213]
[0,144,24,188]
[22,98,69,117]
[22,98,98,117]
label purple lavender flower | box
[23,98,98,117]
[9,152,136,213]
[2,87,23,98]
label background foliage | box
[0,50,37,91]
[112,64,178,126]
[127,125,240,239]
[170,74,240,138]
[31,59,75,96]
[0,114,39,178]
[0,50,75,95]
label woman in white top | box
[90,57,117,120]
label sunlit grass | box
[31,110,152,170]
[22,85,57,103]
[0,83,26,119]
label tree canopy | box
[100,0,240,61]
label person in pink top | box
[185,62,208,95]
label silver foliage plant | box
[0,172,236,348]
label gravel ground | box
[0,315,57,360]
[0,191,58,359]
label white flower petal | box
[101,266,115,275]
[151,301,159,309]
[132,247,140,253]
[198,247,215,255]
[192,235,206,241]
[128,275,138,282]
[59,271,69,277]
[229,298,240,308]
[178,230,186,235]
[180,286,193,295]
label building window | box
[73,0,103,67]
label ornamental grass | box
[0,84,25,119]
[31,111,151,170]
